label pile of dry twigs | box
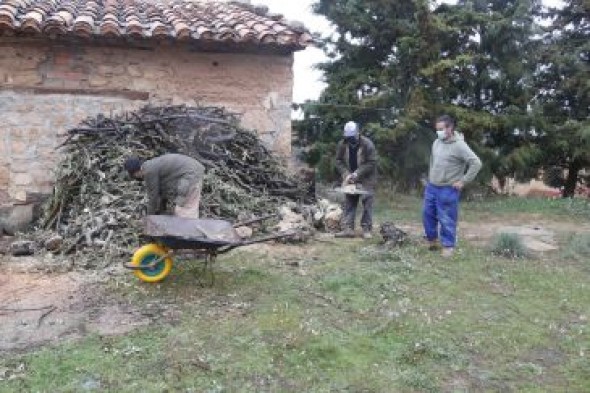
[41,105,309,260]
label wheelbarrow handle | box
[232,213,279,228]
[216,231,298,254]
[241,230,297,245]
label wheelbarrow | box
[125,215,294,284]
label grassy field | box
[1,196,589,392]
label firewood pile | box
[379,222,408,247]
[40,105,310,261]
[311,199,343,232]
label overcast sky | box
[253,0,330,103]
[254,0,564,104]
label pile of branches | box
[379,222,409,247]
[41,105,309,261]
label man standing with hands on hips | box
[423,115,482,257]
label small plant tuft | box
[490,232,528,258]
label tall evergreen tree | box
[296,0,441,188]
[297,0,544,190]
[430,0,542,185]
[534,0,590,197]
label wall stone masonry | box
[0,41,295,205]
[0,92,134,201]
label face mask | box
[436,130,446,140]
[345,136,358,145]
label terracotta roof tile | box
[0,0,313,51]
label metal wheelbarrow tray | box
[125,215,293,284]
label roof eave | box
[0,31,311,55]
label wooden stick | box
[0,305,55,314]
[37,306,57,328]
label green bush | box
[490,232,528,259]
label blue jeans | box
[422,183,460,248]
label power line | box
[292,102,393,111]
[292,102,589,121]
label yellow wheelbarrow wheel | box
[130,244,173,283]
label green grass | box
[562,232,590,263]
[1,197,589,392]
[374,191,590,224]
[463,195,590,221]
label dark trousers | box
[422,183,460,247]
[343,194,374,231]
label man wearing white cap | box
[335,121,377,239]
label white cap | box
[343,121,359,137]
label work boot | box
[428,240,441,251]
[335,229,355,238]
[441,247,455,258]
[362,230,373,240]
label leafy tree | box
[295,0,440,190]
[430,0,542,186]
[534,0,590,197]
[297,0,544,191]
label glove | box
[345,173,358,184]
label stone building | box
[0,0,311,231]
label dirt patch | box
[0,269,151,353]
[394,215,590,252]
[0,239,310,353]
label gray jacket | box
[143,154,205,214]
[428,133,482,186]
[336,136,377,190]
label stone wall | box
[0,40,294,203]
[0,92,134,201]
